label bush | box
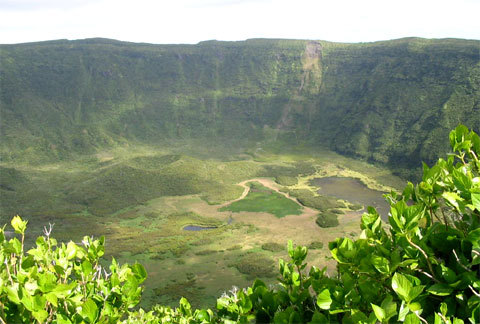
[0,217,147,323]
[261,242,284,252]
[229,253,276,279]
[316,211,339,228]
[349,203,363,211]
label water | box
[183,225,218,231]
[310,177,390,219]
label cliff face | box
[1,38,479,169]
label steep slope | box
[1,37,479,171]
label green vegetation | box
[1,38,478,179]
[308,241,324,250]
[288,188,345,211]
[0,143,403,308]
[229,253,277,279]
[260,242,285,252]
[349,203,364,211]
[274,175,298,186]
[0,216,147,323]
[219,182,303,218]
[1,125,479,323]
[315,211,340,228]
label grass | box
[219,182,303,218]
[275,175,298,186]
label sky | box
[1,0,479,45]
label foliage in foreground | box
[1,125,480,323]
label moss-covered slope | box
[1,37,479,170]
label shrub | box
[261,242,284,252]
[229,253,276,279]
[316,211,339,228]
[0,217,147,323]
[349,203,363,211]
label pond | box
[310,176,390,219]
[183,225,218,231]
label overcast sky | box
[1,0,479,44]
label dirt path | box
[218,178,318,218]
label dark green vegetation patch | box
[315,211,340,228]
[274,175,298,186]
[288,189,345,211]
[261,242,285,252]
[229,253,276,279]
[308,241,324,250]
[219,182,303,218]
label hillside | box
[1,38,479,171]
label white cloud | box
[0,0,479,44]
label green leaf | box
[472,193,480,211]
[11,215,27,234]
[56,314,73,324]
[6,284,21,304]
[408,302,422,312]
[309,312,329,324]
[79,298,98,323]
[442,192,464,211]
[195,309,210,322]
[404,313,421,324]
[398,301,409,322]
[52,282,76,296]
[467,228,480,248]
[179,297,192,316]
[392,273,412,302]
[81,260,93,276]
[46,292,58,307]
[66,241,77,260]
[288,240,294,257]
[349,310,371,324]
[440,302,448,315]
[440,264,457,284]
[381,295,397,321]
[131,263,147,282]
[472,305,480,324]
[371,303,385,322]
[427,283,454,296]
[371,255,390,274]
[32,310,49,323]
[292,271,300,287]
[21,255,35,269]
[408,285,425,302]
[316,289,332,310]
